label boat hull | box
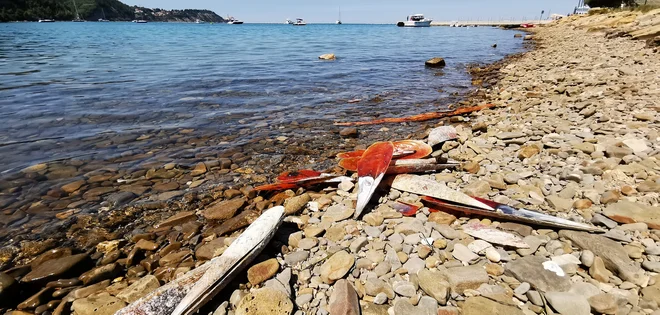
[400,20,432,27]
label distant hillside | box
[0,0,225,22]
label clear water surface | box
[0,22,524,174]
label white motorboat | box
[285,19,294,24]
[195,19,205,24]
[293,18,306,26]
[38,19,55,22]
[134,20,147,23]
[227,16,244,24]
[397,14,432,27]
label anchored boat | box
[397,14,432,27]
[293,18,307,26]
[227,16,244,24]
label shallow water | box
[0,22,523,174]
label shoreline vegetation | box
[0,0,225,23]
[0,7,660,315]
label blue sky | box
[123,0,580,24]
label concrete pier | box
[430,20,553,27]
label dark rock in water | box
[79,263,121,285]
[514,34,523,38]
[505,256,571,292]
[106,192,137,209]
[213,210,260,236]
[154,211,196,228]
[195,237,226,260]
[425,57,446,68]
[31,247,72,269]
[17,287,51,310]
[340,127,358,138]
[72,292,127,315]
[0,272,17,306]
[21,253,88,284]
[202,197,246,220]
[492,44,497,48]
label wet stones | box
[79,263,121,285]
[61,179,86,193]
[202,197,246,221]
[235,287,293,315]
[21,253,88,284]
[339,127,358,138]
[116,275,160,303]
[154,211,197,228]
[71,292,127,315]
[247,258,279,286]
[106,191,137,209]
[0,272,16,305]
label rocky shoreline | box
[2,9,660,315]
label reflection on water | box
[0,22,523,174]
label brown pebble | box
[573,199,593,210]
[18,287,51,310]
[52,286,80,298]
[224,189,242,199]
[46,278,82,288]
[462,161,480,174]
[159,242,182,257]
[135,239,158,251]
[247,258,280,286]
[339,127,358,138]
[621,186,636,196]
[31,248,73,269]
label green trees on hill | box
[0,0,132,21]
[0,0,224,22]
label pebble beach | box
[2,8,660,315]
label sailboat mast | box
[72,0,80,19]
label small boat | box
[285,19,294,24]
[98,8,109,22]
[227,16,243,24]
[195,19,205,24]
[336,7,342,24]
[397,14,432,27]
[293,18,306,26]
[135,20,147,23]
[38,19,55,23]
